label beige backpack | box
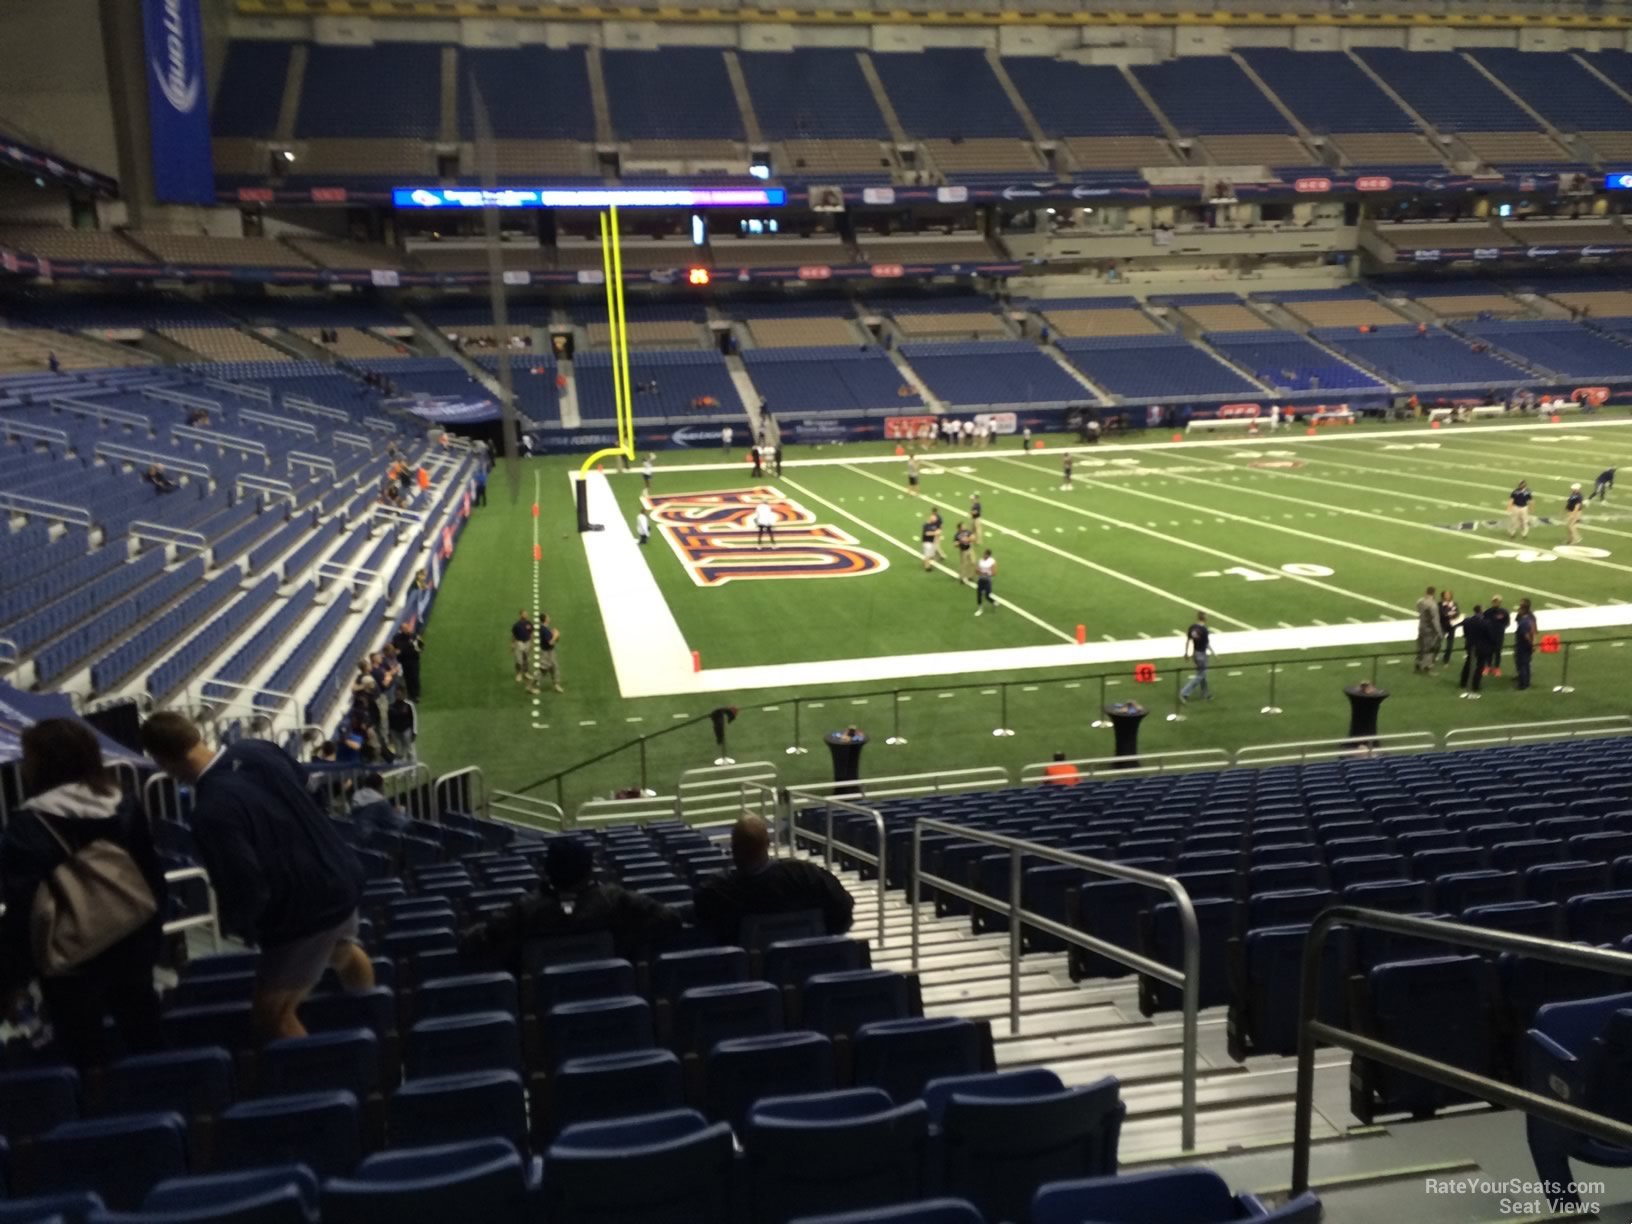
[29,815,158,976]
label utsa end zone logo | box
[646,487,888,587]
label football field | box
[419,418,1632,810]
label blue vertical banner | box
[142,0,214,204]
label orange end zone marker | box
[1076,624,1086,644]
[532,543,542,561]
[692,650,702,672]
[1171,432,1182,442]
[894,445,905,456]
[531,503,539,518]
[1306,426,1317,436]
[1550,414,1561,424]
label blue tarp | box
[0,681,147,767]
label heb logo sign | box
[1294,177,1332,194]
[237,187,274,204]
[1217,403,1263,419]
[1355,176,1394,192]
[647,488,888,588]
[797,265,833,281]
[310,187,348,204]
[870,264,905,279]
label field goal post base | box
[1553,685,1576,694]
[575,476,599,533]
[1260,705,1284,715]
[1166,712,1187,723]
[991,727,1015,738]
[884,736,907,746]
[785,745,810,755]
[714,756,737,766]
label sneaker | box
[1179,694,1189,705]
[975,608,983,617]
[553,684,563,693]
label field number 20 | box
[1220,563,1335,581]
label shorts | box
[921,541,936,559]
[257,911,362,994]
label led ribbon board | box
[393,186,788,209]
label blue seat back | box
[852,1017,982,1105]
[545,1109,736,1224]
[702,1031,837,1132]
[388,1070,528,1152]
[801,971,911,1038]
[550,1050,685,1139]
[215,1091,360,1179]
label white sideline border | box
[577,424,1632,699]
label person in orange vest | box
[416,467,430,492]
[1043,751,1080,785]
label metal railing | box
[175,423,265,458]
[282,394,349,424]
[288,450,338,480]
[434,765,487,818]
[162,866,221,952]
[786,767,1011,804]
[677,761,778,824]
[1291,908,1632,1196]
[97,442,211,481]
[1441,714,1632,748]
[129,521,209,554]
[242,408,316,440]
[911,818,1200,1152]
[54,397,148,429]
[790,791,888,949]
[578,793,682,827]
[203,377,270,405]
[0,488,91,527]
[235,473,295,505]
[489,790,567,832]
[1234,731,1437,767]
[1018,747,1230,783]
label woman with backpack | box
[0,719,167,1067]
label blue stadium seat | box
[1030,1167,1322,1224]
[852,1017,983,1105]
[0,1067,80,1141]
[535,960,638,1014]
[389,1070,528,1151]
[414,974,520,1021]
[801,971,913,1037]
[323,1138,540,1224]
[549,1050,685,1139]
[703,1031,837,1131]
[671,981,784,1054]
[1244,889,1332,931]
[1350,956,1497,1123]
[407,1012,520,1078]
[1567,891,1632,944]
[542,997,655,1070]
[213,1091,360,1178]
[763,938,870,988]
[0,1192,105,1224]
[162,1004,256,1054]
[33,1112,189,1210]
[521,931,617,974]
[1141,897,1233,1014]
[102,1049,233,1121]
[132,1166,320,1223]
[1464,901,1561,940]
[169,973,258,1009]
[1525,991,1632,1212]
[740,910,826,952]
[651,947,749,1003]
[1434,870,1520,914]
[1227,924,1349,1060]
[1524,861,1609,906]
[923,1070,1123,1224]
[544,1109,735,1224]
[297,988,395,1041]
[786,1200,986,1224]
[257,1029,378,1101]
[743,1088,931,1224]
[1341,879,1431,913]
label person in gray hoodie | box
[0,719,167,1067]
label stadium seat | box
[1434,871,1520,914]
[703,1031,838,1131]
[414,973,519,1021]
[163,1004,256,1054]
[0,1192,105,1224]
[323,1138,540,1224]
[740,910,826,951]
[650,947,749,1004]
[539,993,655,1069]
[1524,991,1632,1211]
[407,1011,520,1078]
[389,1070,528,1152]
[923,1070,1124,1224]
[671,981,784,1054]
[138,1166,320,1224]
[801,970,913,1037]
[101,1048,234,1122]
[548,1049,685,1139]
[1350,956,1497,1122]
[1140,897,1233,1014]
[535,959,638,1013]
[763,937,871,988]
[544,1109,735,1224]
[786,1200,986,1224]
[1464,901,1561,939]
[1524,861,1608,906]
[852,1017,984,1104]
[1030,1167,1322,1224]
[213,1091,360,1178]
[743,1089,931,1224]
[33,1112,189,1210]
[0,1067,80,1140]
[1567,891,1632,944]
[257,1029,379,1101]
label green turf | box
[417,422,1632,814]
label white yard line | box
[778,473,1075,644]
[980,459,1412,618]
[838,462,1258,631]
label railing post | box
[824,806,835,869]
[1370,654,1380,684]
[1008,845,1023,1037]
[1261,661,1282,715]
[875,811,888,952]
[1554,641,1575,694]
[910,821,923,972]
[638,737,648,792]
[1292,913,1334,1196]
[1090,674,1110,729]
[993,683,1014,737]
[1167,665,1186,723]
[787,699,809,755]
[886,690,907,745]
[1177,886,1200,1152]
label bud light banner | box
[142,0,214,204]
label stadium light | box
[393,186,787,210]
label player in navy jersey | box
[969,492,983,543]
[920,515,939,573]
[1592,468,1615,501]
[1507,481,1533,539]
[1179,613,1213,703]
[1564,483,1585,545]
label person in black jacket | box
[1,719,167,1067]
[140,712,372,1041]
[392,624,423,701]
[1458,603,1492,698]
[459,836,680,971]
[694,814,855,944]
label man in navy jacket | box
[141,713,372,1040]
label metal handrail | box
[911,816,1200,1152]
[434,765,487,819]
[676,761,779,823]
[1291,907,1632,1196]
[161,866,221,952]
[1018,747,1230,782]
[489,790,567,832]
[1442,714,1632,748]
[786,766,1011,804]
[97,442,211,480]
[577,794,683,827]
[788,791,888,950]
[1234,730,1437,767]
[737,779,782,849]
